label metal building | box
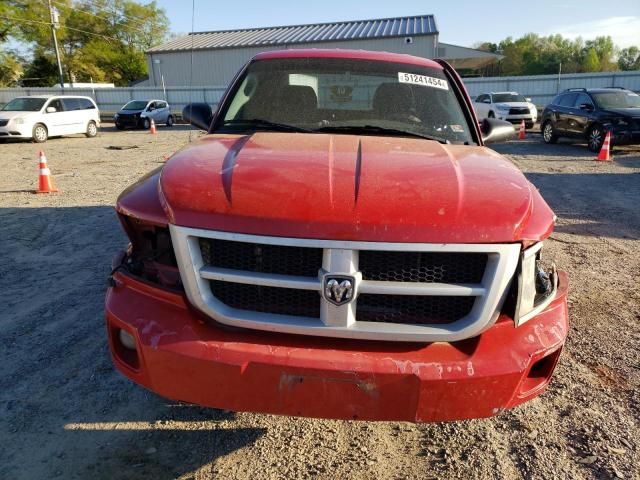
[145,15,501,87]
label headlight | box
[13,117,25,124]
[612,118,629,126]
[514,243,558,326]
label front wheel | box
[142,118,150,129]
[542,121,558,144]
[32,123,48,143]
[488,111,495,119]
[85,121,98,138]
[588,125,605,152]
[166,115,174,127]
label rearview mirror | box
[183,103,213,131]
[46,106,57,113]
[481,118,516,144]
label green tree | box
[0,50,23,86]
[4,0,169,86]
[582,48,600,72]
[618,46,640,70]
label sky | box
[151,0,640,48]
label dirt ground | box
[1,124,639,480]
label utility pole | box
[47,0,65,88]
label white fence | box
[463,71,640,107]
[0,86,228,117]
[1,70,640,115]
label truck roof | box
[253,49,443,70]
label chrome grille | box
[171,225,521,342]
[509,107,529,115]
[199,238,322,277]
[356,294,476,324]
[209,280,321,317]
[359,251,486,283]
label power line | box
[0,14,119,42]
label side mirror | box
[46,106,57,113]
[183,103,213,131]
[481,118,516,144]
[579,103,594,111]
[525,97,532,102]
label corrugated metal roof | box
[148,15,437,53]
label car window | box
[591,91,640,109]
[218,57,474,145]
[492,93,527,103]
[79,98,96,109]
[557,93,578,107]
[1,97,47,111]
[62,98,82,111]
[573,93,593,108]
[551,95,562,106]
[157,101,167,109]
[47,99,64,112]
[476,94,487,103]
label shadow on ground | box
[0,206,264,480]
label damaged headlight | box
[514,243,558,326]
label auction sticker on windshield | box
[398,72,448,90]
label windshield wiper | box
[221,118,312,133]
[314,125,450,144]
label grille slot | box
[200,238,322,277]
[209,280,321,318]
[0,120,8,127]
[357,294,476,324]
[509,107,529,115]
[359,251,487,283]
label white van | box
[0,95,100,143]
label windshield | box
[1,97,47,112]
[492,93,527,103]
[122,100,148,110]
[592,91,640,109]
[216,58,473,144]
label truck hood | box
[159,132,553,243]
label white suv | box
[474,92,537,129]
[0,95,100,143]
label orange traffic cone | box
[518,119,526,140]
[36,151,58,193]
[150,118,157,134]
[596,131,612,161]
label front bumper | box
[496,114,536,127]
[105,270,568,423]
[610,127,640,145]
[0,123,32,138]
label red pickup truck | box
[106,49,568,422]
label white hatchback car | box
[473,92,537,129]
[0,95,100,143]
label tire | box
[115,123,124,130]
[85,121,98,138]
[488,111,495,119]
[542,121,558,144]
[32,123,48,143]
[588,125,605,153]
[142,118,150,129]
[166,115,174,127]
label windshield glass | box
[592,91,640,109]
[216,58,473,144]
[492,93,527,103]
[122,100,148,110]
[1,97,47,112]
